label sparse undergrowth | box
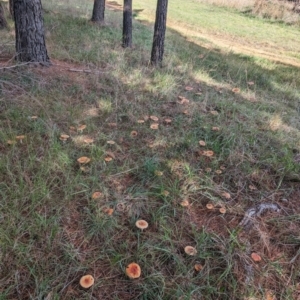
[0,1,300,299]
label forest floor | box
[0,0,300,299]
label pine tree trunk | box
[9,0,13,18]
[122,0,132,47]
[151,0,168,66]
[14,0,49,64]
[91,0,105,23]
[0,2,8,29]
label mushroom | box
[206,203,214,210]
[199,140,206,146]
[251,252,262,262]
[194,264,203,272]
[184,246,197,256]
[92,191,102,199]
[77,156,91,164]
[83,138,94,144]
[77,124,87,132]
[16,135,25,143]
[135,220,148,230]
[180,199,189,207]
[79,274,94,288]
[219,207,226,214]
[150,123,159,130]
[150,115,159,122]
[130,131,138,137]
[60,134,70,142]
[125,263,141,279]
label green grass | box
[0,0,300,299]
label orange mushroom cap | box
[135,220,149,230]
[79,274,94,288]
[126,263,141,279]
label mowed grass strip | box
[0,0,299,299]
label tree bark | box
[13,0,49,64]
[91,0,105,23]
[9,0,13,18]
[0,2,8,29]
[151,0,168,66]
[122,0,132,47]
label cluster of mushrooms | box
[79,219,199,289]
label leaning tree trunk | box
[122,0,132,47]
[13,0,49,64]
[150,0,168,66]
[0,2,8,29]
[91,0,105,23]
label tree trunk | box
[0,2,8,29]
[9,0,13,18]
[122,0,132,47]
[91,0,105,23]
[13,0,49,64]
[151,0,168,66]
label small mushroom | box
[206,203,214,210]
[92,191,102,199]
[83,138,94,144]
[79,274,94,288]
[77,156,91,164]
[194,264,203,272]
[130,131,138,137]
[135,220,148,230]
[126,263,141,279]
[60,134,70,142]
[150,123,159,130]
[219,207,226,214]
[150,115,159,122]
[251,252,262,262]
[77,124,87,132]
[221,192,231,200]
[184,246,197,256]
[199,140,206,146]
[180,199,189,207]
[16,135,25,143]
